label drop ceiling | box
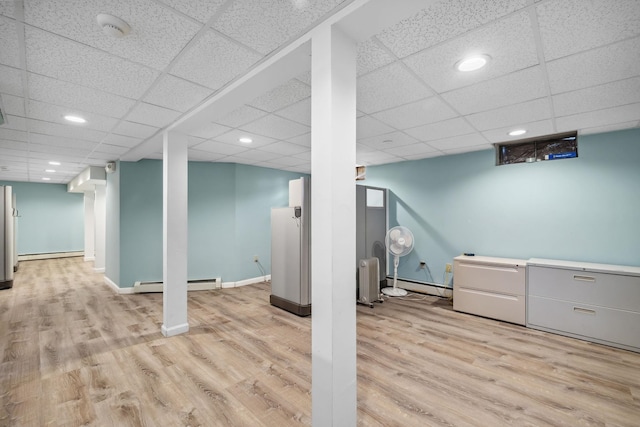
[1,0,639,184]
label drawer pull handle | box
[573,275,595,282]
[573,307,596,315]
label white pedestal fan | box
[382,226,414,297]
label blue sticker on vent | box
[547,152,577,160]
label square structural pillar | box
[162,131,189,337]
[311,24,357,426]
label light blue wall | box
[364,128,640,286]
[0,181,83,255]
[234,164,306,281]
[115,160,304,287]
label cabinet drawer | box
[454,258,526,295]
[528,295,640,350]
[454,286,525,325]
[528,266,640,312]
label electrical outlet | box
[419,261,426,269]
[253,255,259,262]
[445,263,452,273]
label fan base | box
[381,287,407,297]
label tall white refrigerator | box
[1,185,15,289]
[270,177,311,316]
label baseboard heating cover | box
[132,278,222,293]
[18,251,84,261]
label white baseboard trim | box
[84,256,95,262]
[161,323,189,337]
[93,267,105,273]
[222,274,270,289]
[389,278,453,298]
[19,251,84,261]
[104,276,135,294]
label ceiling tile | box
[101,133,142,148]
[556,103,640,133]
[356,116,395,139]
[171,29,262,90]
[357,63,432,114]
[27,119,106,143]
[296,71,311,86]
[28,132,100,150]
[0,128,28,142]
[428,133,488,151]
[241,115,309,140]
[281,163,310,173]
[213,129,275,148]
[371,97,458,130]
[144,75,212,112]
[219,155,259,165]
[274,98,311,126]
[537,0,640,61]
[188,122,231,139]
[401,151,443,161]
[27,73,136,118]
[26,100,119,132]
[0,64,24,97]
[24,0,202,70]
[466,98,552,131]
[382,142,438,158]
[28,141,96,157]
[191,140,248,156]
[256,155,307,167]
[356,150,403,166]
[0,17,20,68]
[92,143,129,156]
[215,105,268,128]
[248,79,310,113]
[442,66,548,115]
[157,0,227,24]
[188,149,228,162]
[358,131,418,150]
[357,38,396,76]
[553,77,640,117]
[2,95,26,116]
[442,144,493,156]
[580,121,639,135]
[404,11,539,93]
[228,150,281,162]
[126,102,181,128]
[547,37,640,94]
[111,120,159,139]
[404,117,476,142]
[213,0,344,54]
[287,132,311,147]
[291,151,310,161]
[259,141,309,156]
[0,2,15,18]
[377,0,528,58]
[481,119,555,143]
[2,115,27,131]
[25,28,159,99]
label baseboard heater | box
[132,277,222,293]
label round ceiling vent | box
[96,14,131,38]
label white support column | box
[93,185,106,272]
[162,131,189,337]
[311,24,357,426]
[83,191,95,262]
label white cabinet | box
[527,258,640,353]
[453,255,527,325]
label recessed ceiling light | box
[239,137,253,144]
[455,54,490,72]
[49,161,61,166]
[42,177,51,181]
[45,169,56,173]
[508,129,527,136]
[64,115,86,123]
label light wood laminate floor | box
[1,257,639,426]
